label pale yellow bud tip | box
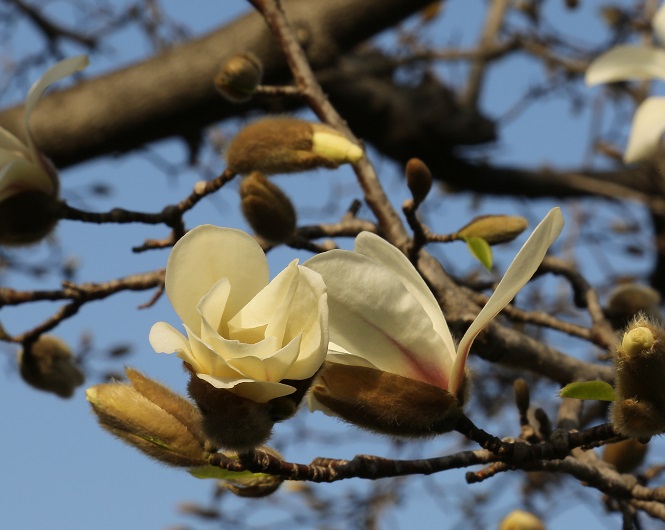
[621,326,655,356]
[311,131,363,164]
[85,387,98,403]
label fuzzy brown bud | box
[311,362,464,437]
[86,368,208,467]
[498,510,546,530]
[217,446,284,497]
[606,283,661,329]
[405,158,432,206]
[513,378,530,417]
[0,190,60,246]
[226,117,363,175]
[611,316,665,438]
[18,335,84,398]
[239,172,296,243]
[214,53,263,103]
[455,215,529,245]
[602,438,648,473]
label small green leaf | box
[464,236,493,271]
[188,465,270,481]
[560,380,618,401]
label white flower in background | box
[0,55,88,244]
[149,225,328,403]
[305,208,564,401]
[586,5,665,163]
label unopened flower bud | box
[86,368,209,467]
[214,52,263,103]
[405,158,432,206]
[455,215,529,245]
[606,283,661,329]
[611,317,665,437]
[239,172,296,243]
[0,191,61,246]
[498,509,545,530]
[513,378,530,417]
[602,438,648,473]
[311,362,464,437]
[18,335,84,398]
[226,117,363,175]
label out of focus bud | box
[311,362,464,437]
[606,283,661,329]
[611,317,665,437]
[455,215,529,245]
[499,509,546,530]
[513,378,530,417]
[239,172,296,243]
[226,117,363,175]
[86,367,209,467]
[405,158,432,207]
[18,335,84,398]
[214,52,263,103]
[602,438,648,473]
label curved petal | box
[24,55,89,157]
[449,208,565,396]
[165,225,269,334]
[197,375,295,403]
[624,97,665,163]
[353,232,457,362]
[305,249,450,389]
[149,321,194,360]
[0,158,55,202]
[0,128,30,155]
[197,278,231,336]
[654,4,665,45]
[585,46,665,85]
[226,334,302,382]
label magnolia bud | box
[513,378,530,417]
[214,52,263,103]
[611,317,665,437]
[0,190,60,246]
[86,368,209,467]
[498,509,545,530]
[602,438,648,473]
[311,362,464,437]
[217,446,284,497]
[239,172,296,243]
[18,335,84,398]
[455,215,529,245]
[405,158,432,206]
[226,117,363,175]
[606,283,661,329]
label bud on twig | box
[455,215,529,245]
[498,509,545,530]
[602,438,648,473]
[214,52,263,103]
[606,283,661,329]
[239,172,296,243]
[405,158,432,207]
[86,368,209,467]
[18,335,84,398]
[217,447,284,497]
[611,316,665,437]
[226,117,363,175]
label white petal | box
[325,342,379,369]
[197,278,231,335]
[165,225,269,334]
[354,232,457,362]
[654,4,665,45]
[449,208,565,396]
[184,328,248,380]
[148,321,199,366]
[0,128,30,155]
[197,374,295,403]
[0,158,55,203]
[305,249,451,388]
[585,46,665,85]
[624,97,665,163]
[226,334,302,382]
[24,56,89,156]
[199,315,280,364]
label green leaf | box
[188,465,270,481]
[560,380,618,401]
[464,236,493,271]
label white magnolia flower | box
[0,55,88,204]
[149,225,328,403]
[305,208,564,400]
[586,5,665,162]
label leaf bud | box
[214,52,263,103]
[218,446,283,497]
[405,158,433,206]
[311,362,464,437]
[611,316,665,437]
[606,283,661,329]
[86,368,209,467]
[18,335,84,398]
[498,509,545,530]
[226,117,363,175]
[239,172,296,243]
[602,438,648,473]
[455,215,529,245]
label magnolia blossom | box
[149,225,328,403]
[0,55,88,205]
[585,5,665,162]
[305,208,564,400]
